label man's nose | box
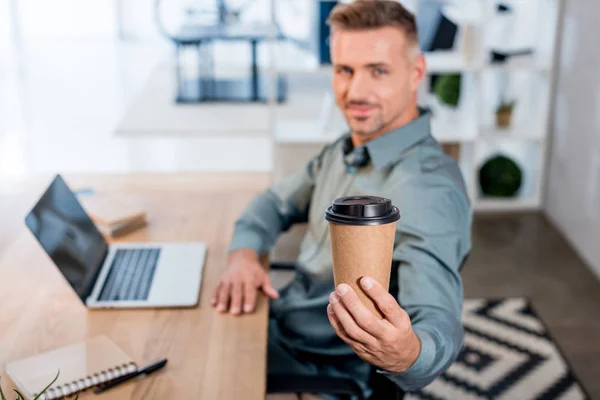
[346,72,370,100]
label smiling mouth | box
[346,105,375,118]
[348,105,372,111]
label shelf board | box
[431,129,477,143]
[480,126,546,141]
[474,196,540,212]
[425,52,479,73]
[484,59,552,72]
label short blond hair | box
[327,0,419,47]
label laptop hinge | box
[82,246,109,304]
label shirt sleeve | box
[228,145,329,255]
[378,173,472,391]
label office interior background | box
[1,0,599,398]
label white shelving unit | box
[270,0,561,212]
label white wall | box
[14,0,116,38]
[545,0,600,279]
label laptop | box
[24,175,207,309]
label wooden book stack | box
[79,193,147,238]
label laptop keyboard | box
[98,248,160,302]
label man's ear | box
[410,53,426,92]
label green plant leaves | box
[434,74,462,108]
[32,370,60,400]
[0,375,7,400]
[479,154,523,197]
[0,370,72,400]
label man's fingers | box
[261,274,280,299]
[243,280,257,313]
[360,277,407,328]
[216,280,231,313]
[211,282,222,306]
[329,291,374,345]
[230,280,243,315]
[327,304,353,343]
[335,283,389,340]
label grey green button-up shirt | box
[229,110,472,391]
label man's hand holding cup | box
[327,276,421,373]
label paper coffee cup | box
[325,196,400,318]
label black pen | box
[94,359,168,394]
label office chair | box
[266,262,406,400]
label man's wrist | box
[228,248,259,263]
[405,329,422,371]
[391,329,422,373]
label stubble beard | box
[348,108,404,139]
[349,115,385,138]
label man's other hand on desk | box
[211,249,279,315]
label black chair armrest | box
[270,262,297,271]
[267,374,365,400]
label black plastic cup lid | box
[325,196,400,226]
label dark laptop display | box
[25,175,108,300]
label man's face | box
[330,26,424,138]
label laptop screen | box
[25,175,108,301]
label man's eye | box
[374,68,387,76]
[339,67,352,75]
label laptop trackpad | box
[146,243,206,307]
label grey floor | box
[463,213,600,399]
[271,213,600,399]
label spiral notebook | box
[6,336,137,400]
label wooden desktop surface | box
[0,173,272,400]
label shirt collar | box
[364,108,432,170]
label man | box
[212,0,472,397]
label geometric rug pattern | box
[406,298,589,400]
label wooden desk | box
[0,173,271,399]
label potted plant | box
[496,99,516,128]
[478,153,523,197]
[0,371,78,400]
[433,73,462,108]
[495,71,516,128]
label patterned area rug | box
[406,298,589,400]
